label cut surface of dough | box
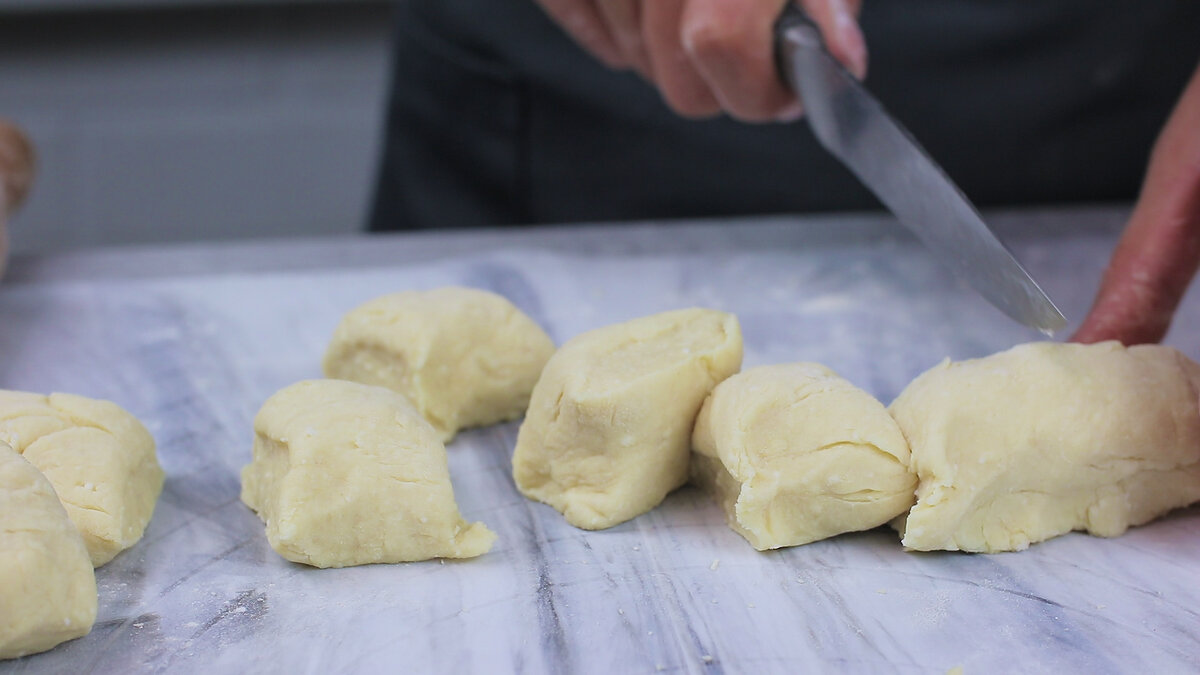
[322,287,556,442]
[0,390,163,567]
[890,341,1200,553]
[241,379,495,568]
[1,441,97,660]
[513,308,743,530]
[692,363,916,550]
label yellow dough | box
[513,308,743,530]
[692,363,916,550]
[0,390,163,567]
[1,441,97,660]
[890,341,1200,553]
[322,287,556,442]
[241,379,495,568]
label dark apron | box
[369,0,1200,231]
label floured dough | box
[241,379,495,567]
[322,287,556,442]
[513,308,743,530]
[890,341,1200,553]
[1,441,97,660]
[0,390,163,567]
[692,363,916,550]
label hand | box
[0,120,34,278]
[0,207,7,279]
[533,0,867,122]
[1073,63,1200,346]
[0,192,7,279]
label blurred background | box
[0,0,392,253]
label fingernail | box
[832,0,868,79]
[775,101,806,123]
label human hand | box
[0,120,34,278]
[0,191,8,279]
[1073,64,1200,346]
[533,0,866,122]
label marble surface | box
[2,207,1198,674]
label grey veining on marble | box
[1,207,1197,674]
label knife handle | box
[775,3,818,38]
[773,4,829,91]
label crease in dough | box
[322,287,556,442]
[513,308,743,530]
[692,362,916,550]
[1,441,97,659]
[890,341,1200,553]
[0,390,163,567]
[241,379,495,568]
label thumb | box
[1071,214,1200,346]
[1073,63,1200,346]
[798,0,867,79]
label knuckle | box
[681,18,751,62]
[660,86,722,119]
[705,77,793,123]
[725,104,780,123]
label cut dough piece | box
[241,379,495,568]
[890,341,1200,553]
[322,287,556,442]
[513,308,743,530]
[1,441,97,660]
[0,390,163,567]
[692,363,916,550]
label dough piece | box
[691,363,916,550]
[1,441,97,660]
[890,341,1200,553]
[513,308,743,530]
[0,390,163,567]
[322,287,556,442]
[241,379,495,568]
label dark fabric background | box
[370,0,1200,231]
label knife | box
[774,4,1066,334]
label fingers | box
[541,0,870,123]
[643,0,722,118]
[799,0,868,80]
[680,0,799,122]
[0,216,8,279]
[534,0,627,69]
[1071,212,1200,345]
[648,0,868,122]
[0,120,32,280]
[595,0,652,80]
[0,120,34,215]
[1073,64,1200,345]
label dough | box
[1,441,97,660]
[691,363,916,550]
[513,308,743,530]
[241,379,495,567]
[890,341,1200,553]
[322,287,556,442]
[0,390,163,567]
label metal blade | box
[776,8,1066,334]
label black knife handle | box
[773,3,826,91]
[774,2,818,38]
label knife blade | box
[774,5,1066,334]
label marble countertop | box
[2,207,1197,674]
